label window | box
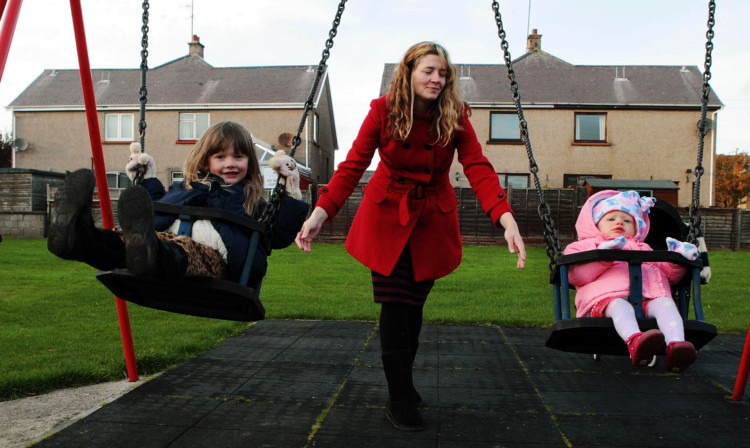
[563,174,611,189]
[104,114,134,142]
[170,171,184,184]
[489,112,521,142]
[574,113,606,142]
[179,113,210,140]
[313,112,320,144]
[498,173,529,188]
[106,172,132,189]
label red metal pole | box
[0,0,22,85]
[732,322,750,401]
[69,0,139,382]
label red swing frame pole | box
[69,0,139,382]
[732,321,750,401]
[0,0,22,84]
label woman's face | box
[207,143,249,186]
[411,54,446,112]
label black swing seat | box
[96,202,269,322]
[545,249,717,355]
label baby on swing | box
[564,190,700,372]
[48,121,308,287]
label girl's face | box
[207,143,249,186]
[597,211,636,238]
[411,54,446,112]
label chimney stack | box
[189,35,204,58]
[527,29,541,53]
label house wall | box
[13,105,336,187]
[455,107,715,207]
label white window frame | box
[313,112,320,144]
[498,173,529,188]
[490,112,521,142]
[104,113,134,142]
[179,113,210,140]
[170,171,184,184]
[574,113,607,142]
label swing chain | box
[134,0,150,185]
[491,1,562,270]
[687,0,715,244]
[262,0,347,229]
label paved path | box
[32,320,749,447]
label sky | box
[1,0,748,167]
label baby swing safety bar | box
[489,0,719,355]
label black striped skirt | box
[371,244,435,305]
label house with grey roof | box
[6,36,337,191]
[381,30,723,206]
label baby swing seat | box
[545,249,717,355]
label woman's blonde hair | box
[182,121,263,217]
[386,41,467,146]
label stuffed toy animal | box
[125,142,156,183]
[269,149,302,199]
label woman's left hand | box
[499,212,526,269]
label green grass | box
[1,238,748,401]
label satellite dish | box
[277,133,293,149]
[12,138,28,152]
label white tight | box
[605,297,685,343]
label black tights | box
[379,302,423,354]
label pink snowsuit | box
[564,190,687,318]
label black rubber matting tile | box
[288,336,369,351]
[167,427,309,448]
[252,360,353,383]
[276,347,360,364]
[438,366,535,390]
[539,390,652,416]
[633,390,750,418]
[438,387,545,413]
[437,352,522,370]
[528,370,633,393]
[242,319,319,336]
[158,357,266,379]
[230,376,342,405]
[315,404,439,439]
[308,433,438,447]
[438,409,563,444]
[334,381,439,408]
[437,324,505,342]
[302,320,375,338]
[84,393,221,426]
[197,344,281,363]
[614,371,729,395]
[553,414,703,448]
[195,400,324,433]
[32,421,187,448]
[129,373,249,398]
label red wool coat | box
[316,95,513,281]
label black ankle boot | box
[118,186,187,279]
[382,350,424,431]
[48,169,125,270]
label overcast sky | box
[1,0,748,167]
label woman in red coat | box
[296,42,526,430]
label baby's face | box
[596,211,636,238]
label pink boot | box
[665,341,697,373]
[626,329,665,366]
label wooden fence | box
[314,186,750,250]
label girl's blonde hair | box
[386,41,467,146]
[182,121,263,217]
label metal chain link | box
[133,0,150,185]
[491,1,562,271]
[687,0,716,244]
[262,0,347,230]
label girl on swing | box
[564,190,699,372]
[295,41,526,431]
[48,121,308,287]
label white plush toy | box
[269,149,302,199]
[125,142,156,182]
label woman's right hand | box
[295,207,329,253]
